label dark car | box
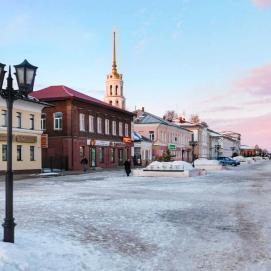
[217,157,240,166]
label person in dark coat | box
[80,157,88,172]
[124,159,131,176]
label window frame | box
[79,113,85,131]
[54,112,63,130]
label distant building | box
[240,145,257,157]
[208,129,241,158]
[0,96,47,173]
[132,131,153,166]
[175,120,209,159]
[31,85,134,170]
[134,109,192,161]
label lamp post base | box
[2,218,16,243]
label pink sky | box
[196,62,271,151]
[252,0,271,7]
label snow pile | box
[253,156,262,161]
[146,161,193,171]
[194,158,222,170]
[233,156,246,163]
[194,158,220,166]
[245,157,255,164]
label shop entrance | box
[89,147,96,167]
[118,149,123,165]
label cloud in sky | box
[207,113,271,150]
[235,63,271,96]
[251,0,271,7]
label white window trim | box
[112,120,116,136]
[119,122,123,136]
[105,119,110,135]
[89,115,94,133]
[80,113,85,131]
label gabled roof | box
[135,111,192,132]
[31,85,134,115]
[132,131,152,142]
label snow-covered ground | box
[0,161,271,271]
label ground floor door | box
[89,147,96,167]
[118,149,123,165]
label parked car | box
[216,157,240,166]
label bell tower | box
[104,31,126,110]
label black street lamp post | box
[0,60,37,243]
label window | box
[1,110,7,127]
[149,131,155,141]
[2,145,7,161]
[41,113,46,130]
[98,147,104,163]
[17,145,22,161]
[30,146,35,161]
[119,122,123,136]
[110,85,112,95]
[109,101,112,105]
[54,112,63,130]
[80,113,85,131]
[115,85,118,95]
[97,117,102,134]
[125,123,129,137]
[30,114,34,130]
[105,119,110,135]
[16,112,22,128]
[112,121,116,135]
[110,148,115,163]
[89,115,94,132]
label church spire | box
[112,31,118,75]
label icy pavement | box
[0,162,271,271]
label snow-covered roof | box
[135,111,192,133]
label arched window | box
[109,101,112,105]
[116,100,119,105]
[115,85,118,95]
[110,85,112,95]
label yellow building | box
[0,97,46,173]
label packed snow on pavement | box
[0,161,271,271]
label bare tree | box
[190,114,200,123]
[163,110,178,122]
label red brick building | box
[31,85,134,170]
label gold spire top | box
[112,30,119,76]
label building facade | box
[0,97,46,173]
[175,121,209,159]
[31,86,134,170]
[134,109,192,161]
[209,129,241,159]
[132,131,153,166]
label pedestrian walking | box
[80,157,88,172]
[124,159,131,176]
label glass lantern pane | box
[26,68,34,85]
[16,67,25,85]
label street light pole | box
[189,134,197,167]
[0,60,38,243]
[2,67,16,243]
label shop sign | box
[0,134,15,142]
[168,144,176,151]
[16,135,37,143]
[95,140,110,146]
[112,141,125,147]
[41,134,48,148]
[123,137,132,144]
